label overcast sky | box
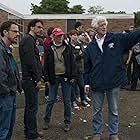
[0,0,139,14]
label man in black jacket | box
[19,19,43,140]
[0,21,20,140]
[43,28,76,132]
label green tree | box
[134,11,140,27]
[69,5,85,14]
[88,5,104,14]
[31,0,70,14]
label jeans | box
[44,75,72,125]
[0,95,16,140]
[77,73,85,101]
[71,73,85,102]
[22,80,39,139]
[45,83,49,97]
[92,87,120,136]
[131,57,140,89]
[126,59,132,85]
[71,82,77,102]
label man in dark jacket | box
[130,42,140,90]
[19,19,43,140]
[84,16,140,140]
[0,21,20,139]
[43,28,76,132]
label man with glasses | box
[19,19,44,140]
[0,21,20,139]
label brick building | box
[0,2,134,37]
[0,3,135,62]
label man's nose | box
[17,32,20,36]
[40,28,43,32]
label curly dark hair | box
[27,19,43,33]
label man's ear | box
[30,26,34,31]
[3,30,8,37]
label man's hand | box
[16,90,22,95]
[45,81,50,87]
[126,60,130,65]
[70,79,75,83]
[36,81,42,90]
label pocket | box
[109,49,117,57]
[0,96,14,111]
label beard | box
[10,38,18,44]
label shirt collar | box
[95,34,106,41]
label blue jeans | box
[0,95,16,140]
[22,80,39,139]
[92,87,120,136]
[71,73,85,102]
[71,82,77,102]
[44,76,72,125]
[77,73,85,101]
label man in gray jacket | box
[0,21,20,140]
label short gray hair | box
[91,16,108,30]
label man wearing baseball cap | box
[43,28,76,132]
[52,28,64,36]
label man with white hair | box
[84,16,140,140]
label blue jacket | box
[84,29,140,91]
[0,39,18,95]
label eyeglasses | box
[35,25,44,29]
[9,30,20,34]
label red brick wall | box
[0,7,134,33]
[108,19,134,32]
[24,19,66,35]
[78,19,134,32]
[23,18,134,34]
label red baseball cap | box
[52,28,64,36]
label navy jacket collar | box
[91,32,113,45]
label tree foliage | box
[31,0,70,14]
[31,0,129,16]
[134,11,140,27]
[31,0,85,14]
[88,5,104,14]
[69,5,85,14]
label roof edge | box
[23,14,134,20]
[0,3,23,18]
